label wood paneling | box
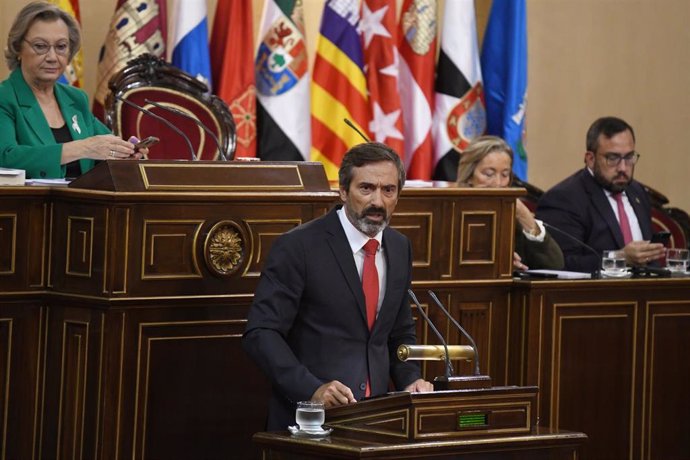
[511,280,690,460]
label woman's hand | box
[513,252,528,271]
[63,134,137,162]
[515,199,540,236]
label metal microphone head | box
[343,118,370,143]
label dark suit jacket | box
[536,168,653,272]
[515,225,564,270]
[0,68,111,178]
[242,207,422,430]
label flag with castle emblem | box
[92,0,167,119]
[398,0,438,180]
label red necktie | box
[613,193,633,245]
[362,239,379,398]
[362,239,379,330]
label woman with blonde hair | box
[0,1,147,179]
[457,135,564,271]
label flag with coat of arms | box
[255,0,311,161]
[432,0,486,181]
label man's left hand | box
[404,378,434,393]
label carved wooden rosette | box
[204,220,245,276]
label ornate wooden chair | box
[104,53,236,161]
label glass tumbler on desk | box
[666,248,689,273]
[601,250,627,277]
[295,401,325,431]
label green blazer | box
[0,68,111,179]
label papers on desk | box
[0,167,25,185]
[524,269,592,279]
[25,178,71,186]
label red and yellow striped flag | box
[311,0,370,180]
[50,0,83,87]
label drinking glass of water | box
[295,401,325,432]
[601,250,628,277]
[666,248,689,273]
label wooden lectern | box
[254,387,586,459]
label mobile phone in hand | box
[134,136,160,152]
[650,231,671,245]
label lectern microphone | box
[427,290,481,376]
[542,221,602,277]
[407,290,453,379]
[115,94,196,160]
[143,99,227,161]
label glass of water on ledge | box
[601,250,628,277]
[666,248,689,273]
[295,401,325,432]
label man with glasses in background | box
[536,116,665,272]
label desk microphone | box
[143,99,228,161]
[115,94,196,160]
[407,289,452,379]
[427,291,481,376]
[542,221,602,277]
[344,118,370,143]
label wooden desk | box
[0,164,521,460]
[253,427,586,459]
[510,277,690,460]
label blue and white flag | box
[169,0,212,90]
[481,0,528,180]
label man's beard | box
[345,204,389,236]
[593,164,632,193]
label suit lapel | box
[10,69,54,145]
[371,229,398,335]
[325,209,369,328]
[582,170,625,247]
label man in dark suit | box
[243,143,433,431]
[536,116,665,272]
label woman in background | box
[457,135,564,271]
[0,1,145,179]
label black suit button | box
[40,171,46,178]
[359,383,366,391]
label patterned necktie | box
[362,239,380,331]
[613,193,633,245]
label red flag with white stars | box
[360,0,404,159]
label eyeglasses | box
[600,151,640,167]
[23,39,69,56]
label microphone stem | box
[542,222,602,277]
[115,95,197,160]
[144,99,227,161]
[428,290,481,376]
[408,290,453,379]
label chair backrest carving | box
[104,53,236,161]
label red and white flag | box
[210,0,256,157]
[360,0,403,158]
[397,0,438,180]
